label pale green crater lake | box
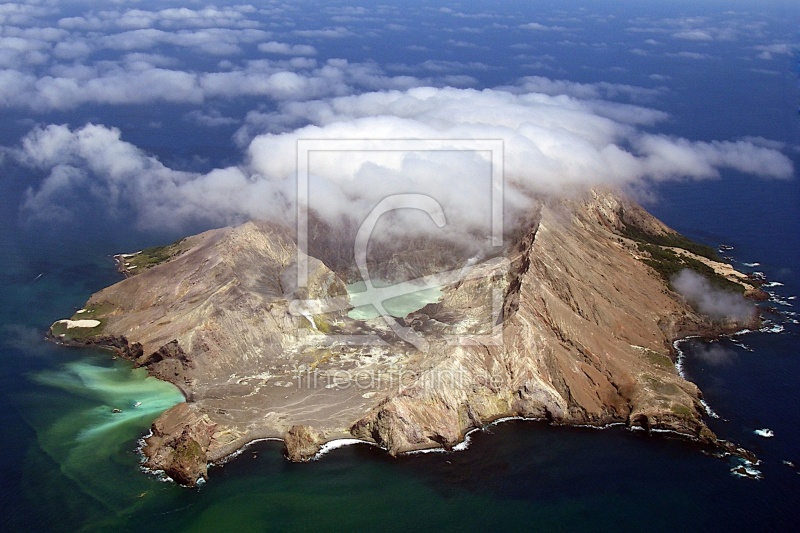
[346,280,442,320]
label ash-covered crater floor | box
[50,189,762,486]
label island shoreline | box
[44,191,768,486]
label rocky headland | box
[49,189,761,486]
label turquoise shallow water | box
[28,356,184,504]
[17,351,184,516]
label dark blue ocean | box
[1,0,799,531]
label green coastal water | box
[17,352,184,516]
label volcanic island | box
[49,189,765,486]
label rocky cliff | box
[49,189,758,486]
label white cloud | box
[0,3,53,26]
[0,2,794,251]
[99,28,269,55]
[147,6,260,29]
[635,136,793,180]
[185,109,240,127]
[391,59,490,74]
[11,86,793,240]
[671,270,754,321]
[0,35,50,68]
[12,66,204,109]
[665,51,714,60]
[52,39,92,60]
[57,15,104,32]
[520,22,562,31]
[690,343,737,366]
[293,27,351,39]
[447,39,479,48]
[1,25,67,41]
[628,15,743,42]
[326,6,367,17]
[0,57,432,111]
[13,123,249,228]
[258,41,317,56]
[58,6,261,31]
[671,29,713,41]
[754,43,796,60]
[509,76,666,105]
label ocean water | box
[1,166,797,533]
[1,0,799,531]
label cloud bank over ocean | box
[8,85,793,239]
[0,0,796,242]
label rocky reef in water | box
[48,189,761,486]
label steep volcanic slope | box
[50,190,757,485]
[350,191,739,452]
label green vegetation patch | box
[619,219,720,261]
[670,404,693,416]
[644,375,683,397]
[637,347,675,370]
[123,238,187,273]
[638,243,745,294]
[175,437,204,462]
[619,214,745,294]
[50,302,115,341]
[312,315,332,334]
[70,302,114,321]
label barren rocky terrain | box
[50,189,759,486]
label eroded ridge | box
[50,189,760,486]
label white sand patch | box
[58,319,101,329]
[667,247,753,287]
